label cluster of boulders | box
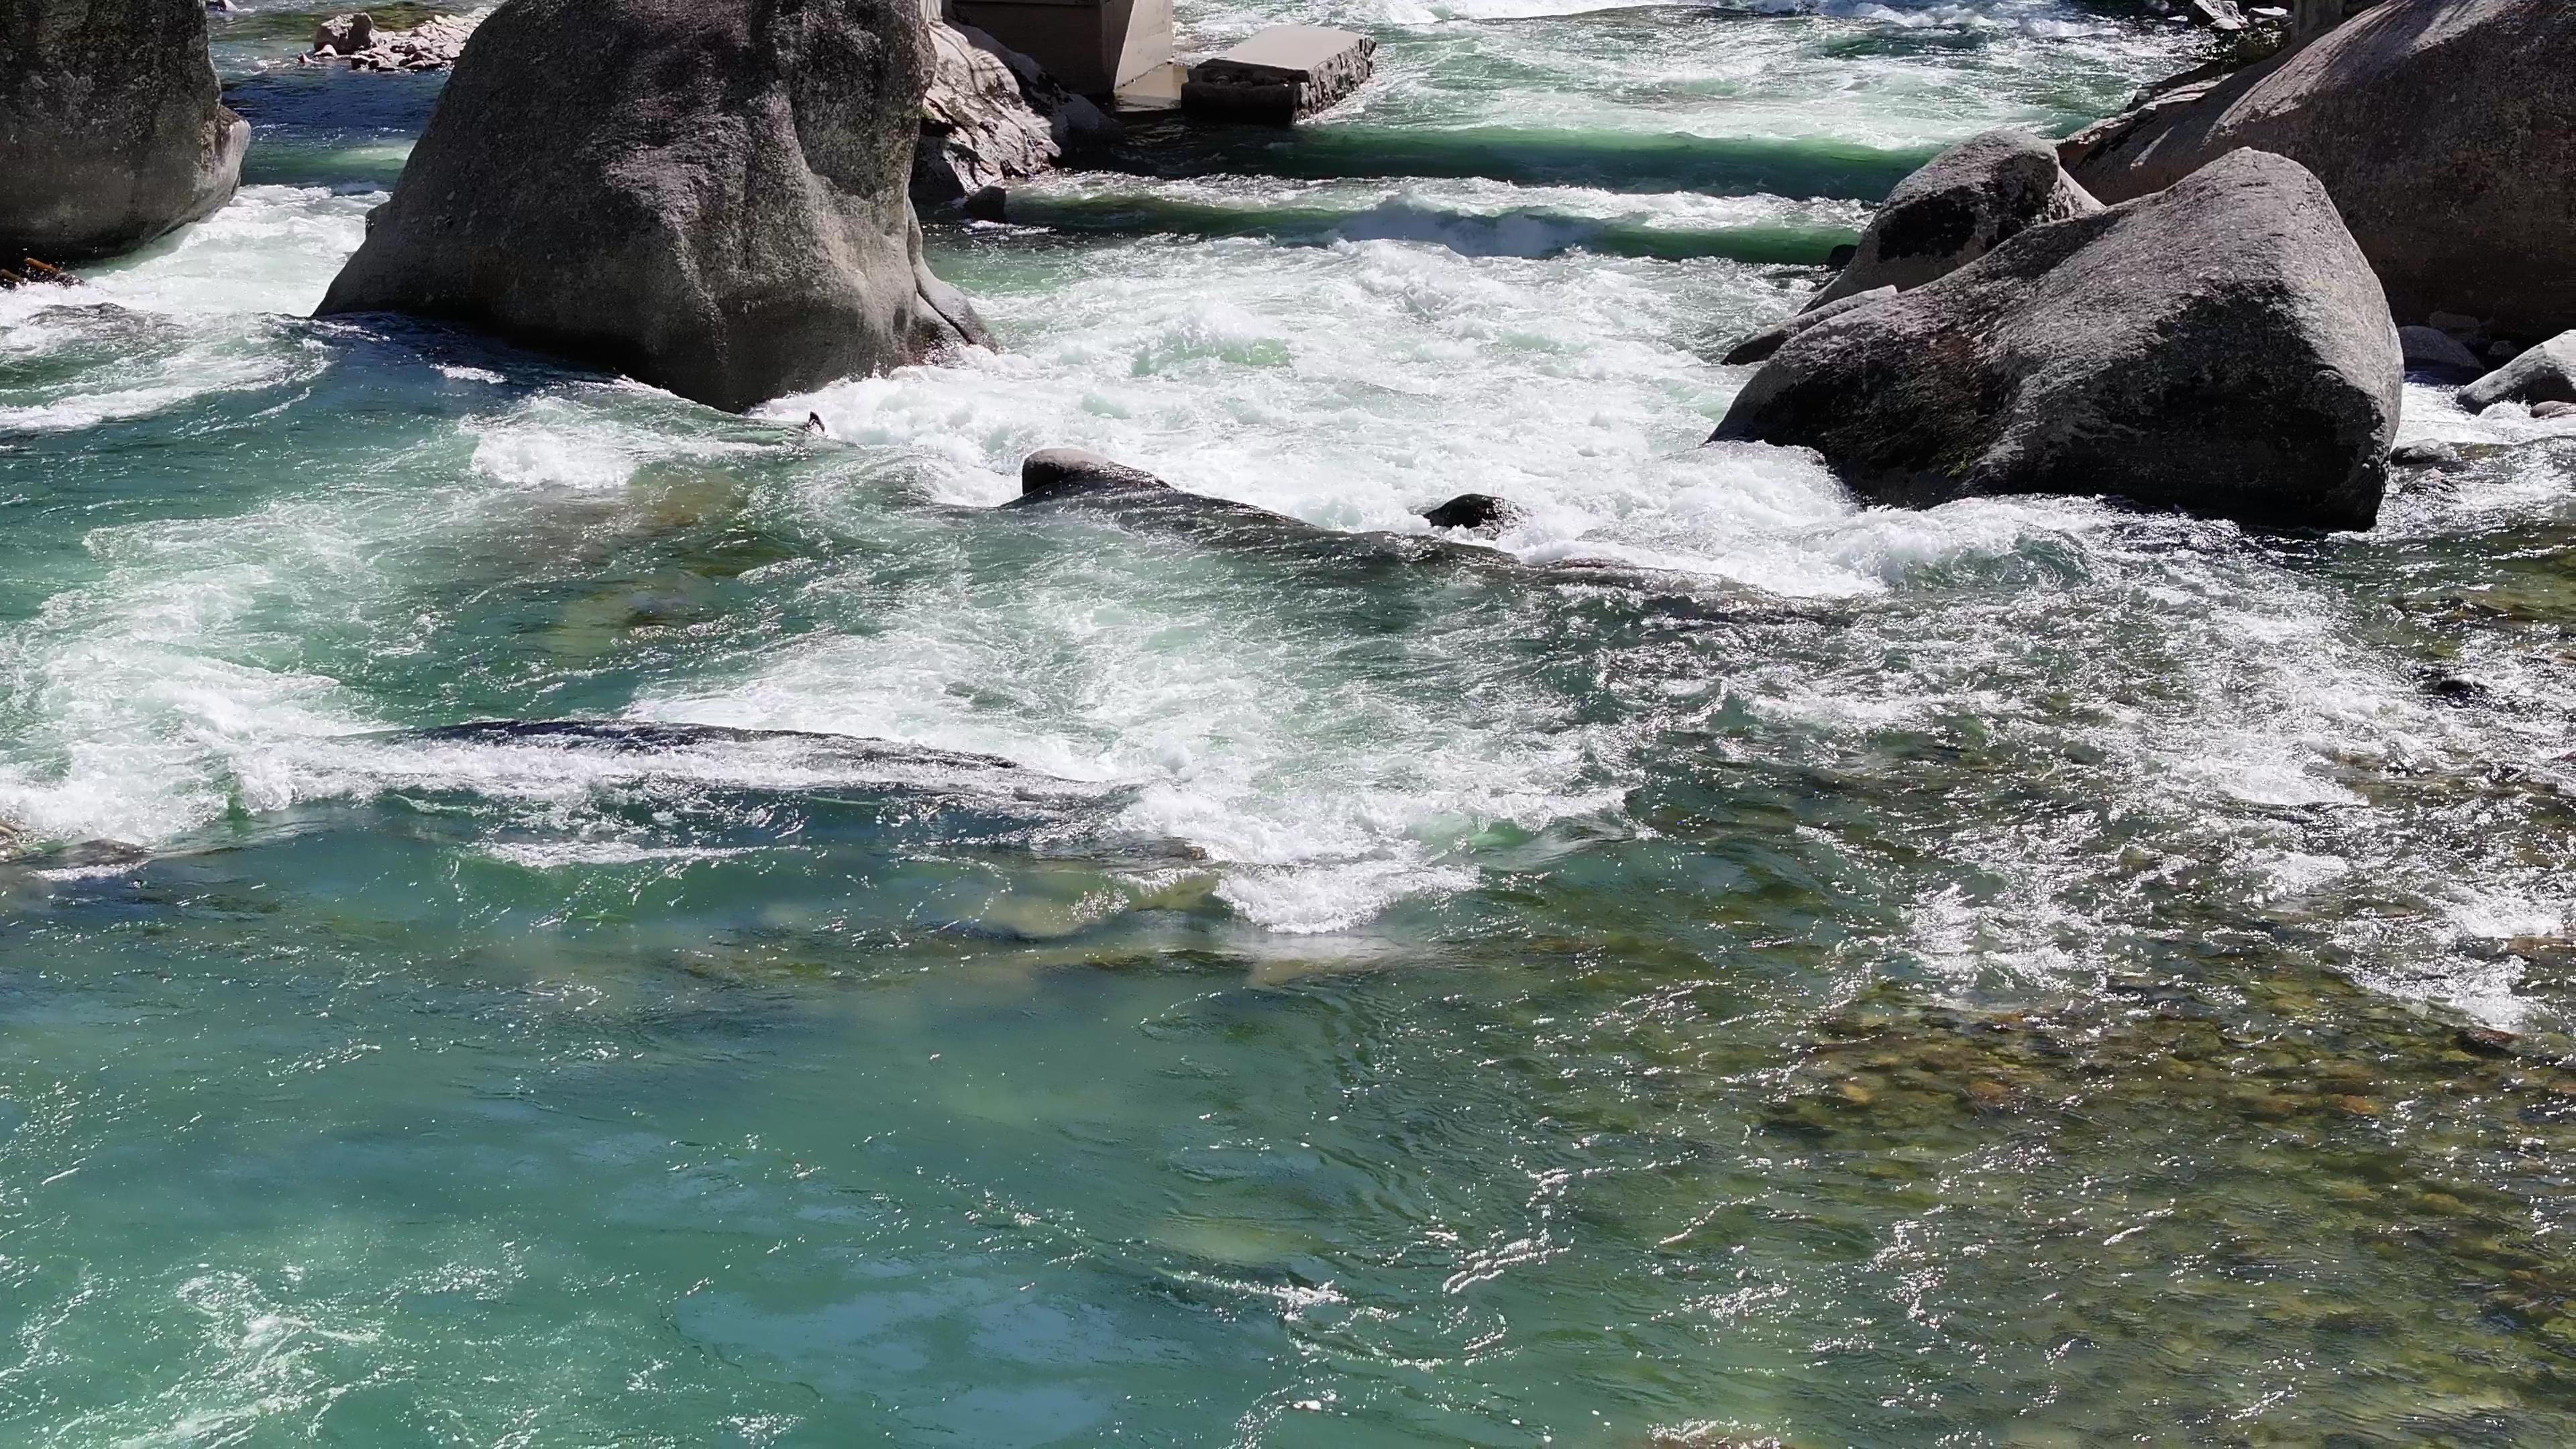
[301,11,483,72]
[1719,0,2571,531]
[1717,143,2397,530]
[0,0,247,266]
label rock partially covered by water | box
[2461,334,2576,412]
[317,0,987,413]
[915,17,1112,207]
[1713,150,2400,531]
[1420,493,1523,534]
[1016,447,1169,500]
[1008,448,1505,564]
[0,0,249,263]
[305,11,482,72]
[1806,129,2100,313]
[2398,324,2484,380]
[2065,0,2576,338]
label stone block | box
[1183,25,1374,123]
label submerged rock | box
[0,0,250,263]
[317,0,987,413]
[1008,448,1503,564]
[1712,150,2400,531]
[1805,129,2100,314]
[2064,0,2576,339]
[1420,492,1524,534]
[2461,334,2576,412]
[1016,446,1172,500]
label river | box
[5,1,2575,1443]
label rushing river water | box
[8,1,2576,1444]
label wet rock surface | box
[1420,492,1525,534]
[1008,449,1507,566]
[1723,285,1893,367]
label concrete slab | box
[1182,25,1375,123]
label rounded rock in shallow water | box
[2461,333,2576,411]
[1420,492,1523,534]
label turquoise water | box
[9,2,2576,1444]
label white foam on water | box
[82,185,379,318]
[1012,172,1872,257]
[478,841,765,869]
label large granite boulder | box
[317,0,987,413]
[2063,0,2576,338]
[1805,129,2100,313]
[0,0,249,263]
[1713,150,2401,532]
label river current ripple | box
[5,1,2576,1444]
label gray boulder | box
[2460,334,2576,411]
[2398,324,2483,378]
[317,0,987,413]
[0,0,249,263]
[2064,0,2576,339]
[1712,150,2401,531]
[1804,129,2099,314]
[312,11,370,52]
